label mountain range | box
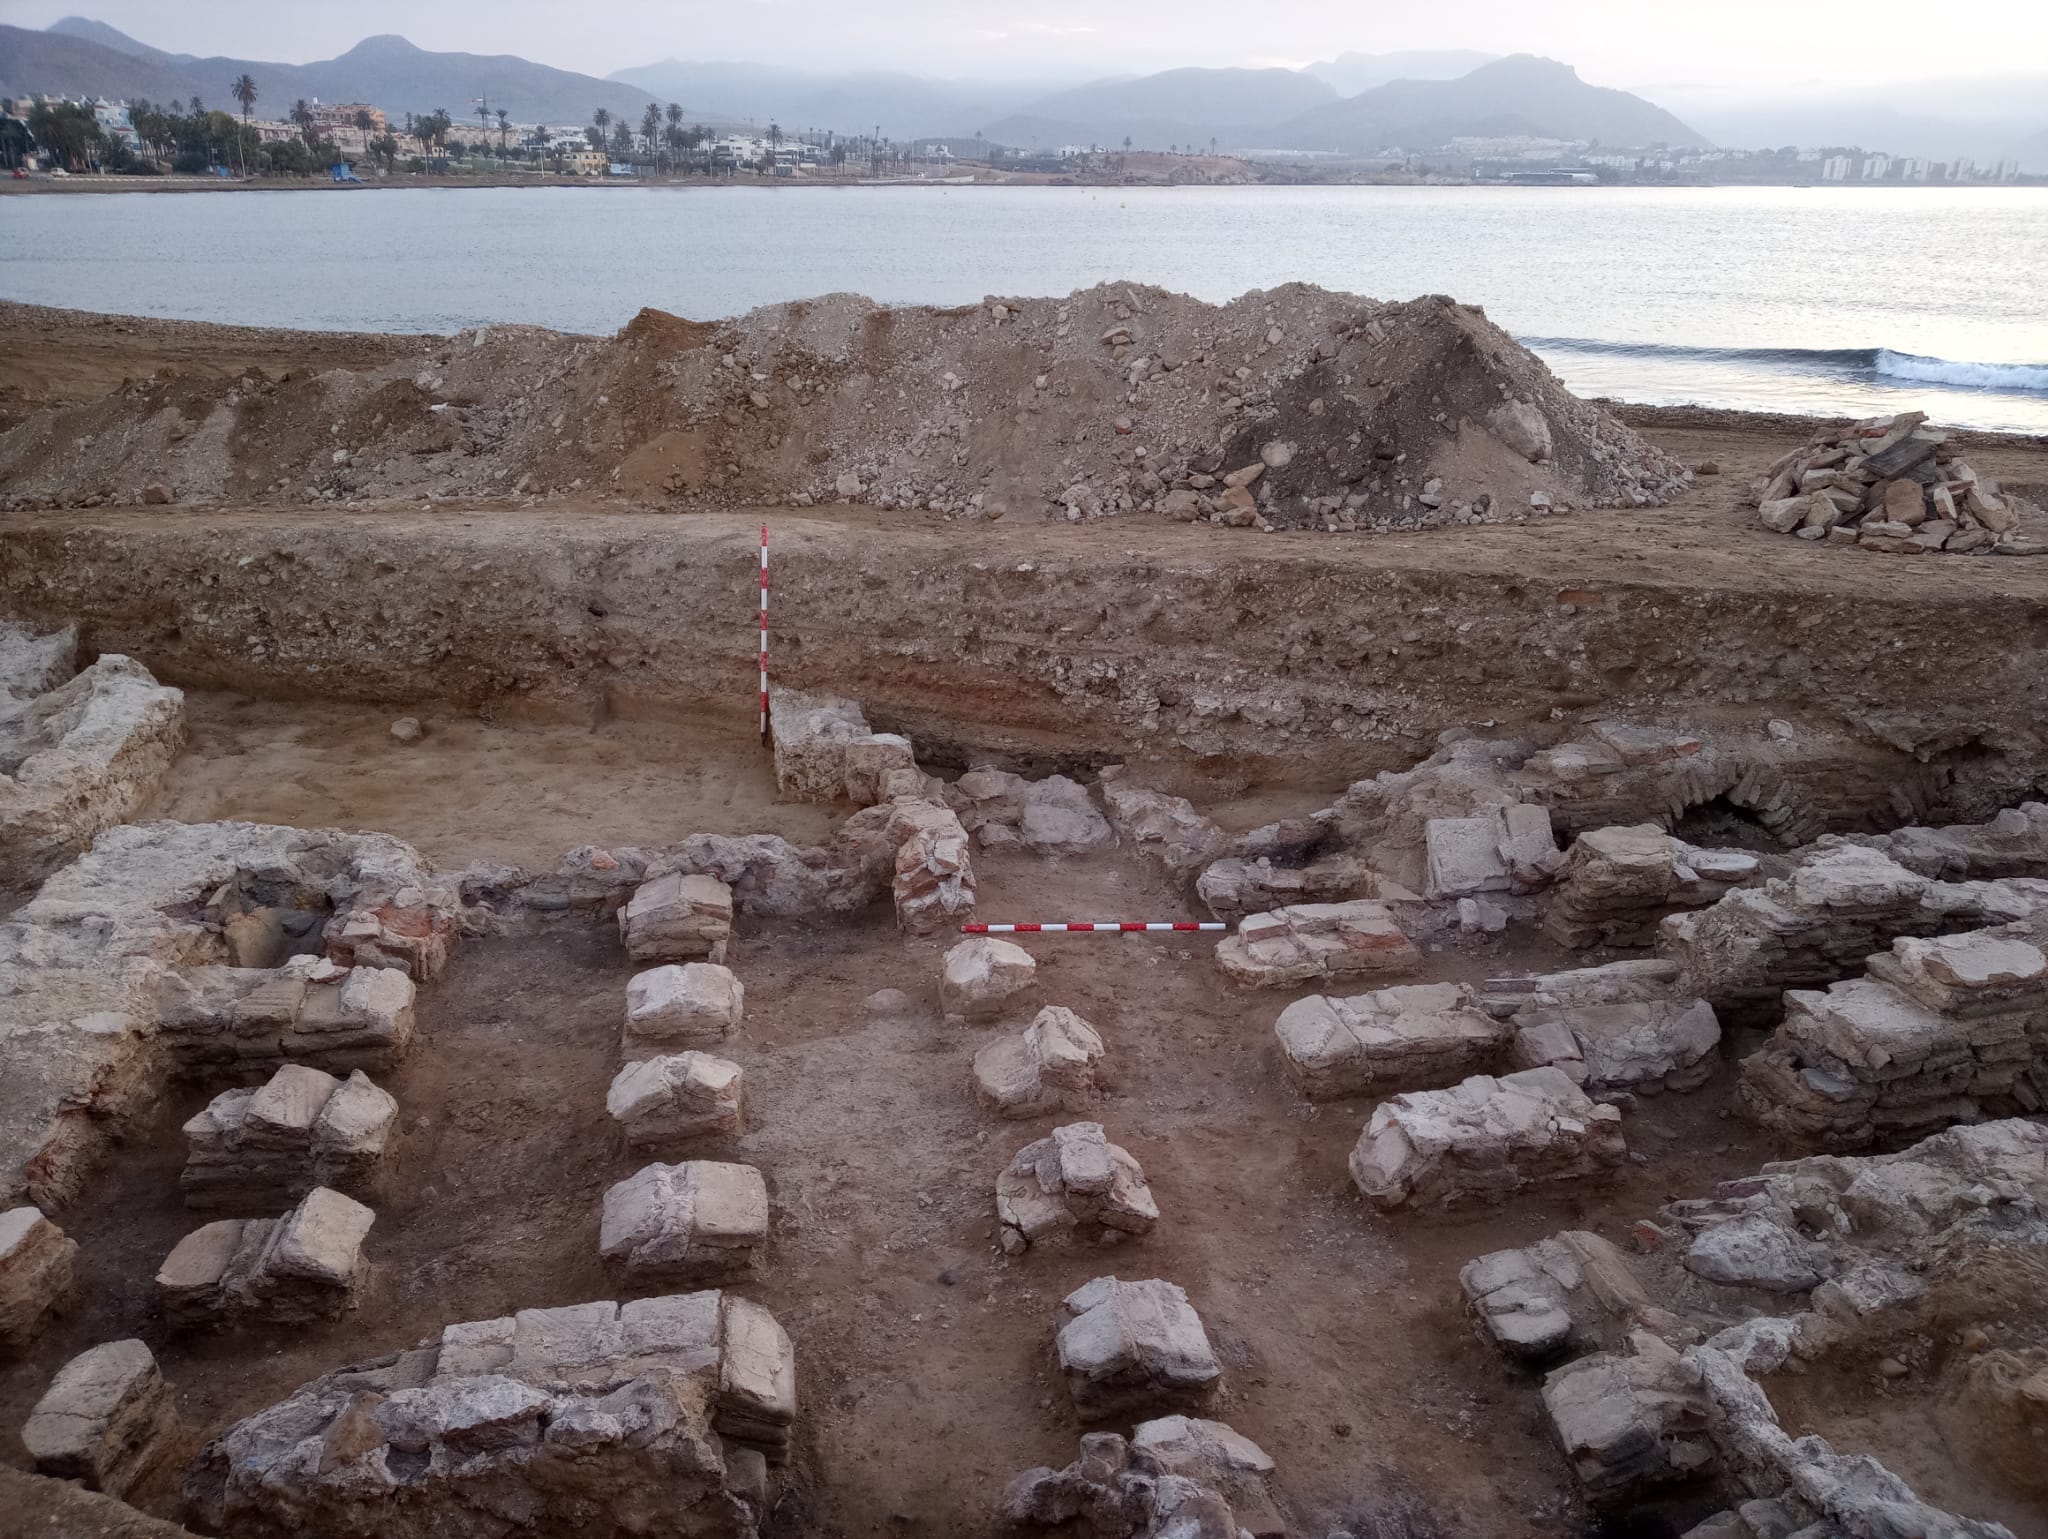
[4,16,2044,169]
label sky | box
[9,0,2048,104]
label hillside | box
[1303,50,1498,96]
[1284,54,1708,153]
[4,23,655,126]
[607,58,1047,140]
[982,66,1340,151]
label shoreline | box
[5,172,2044,196]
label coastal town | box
[2,86,2037,189]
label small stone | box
[1877,1357,1909,1380]
[390,717,422,744]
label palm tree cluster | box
[575,102,712,173]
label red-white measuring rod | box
[961,922,1228,933]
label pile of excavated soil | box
[0,285,1690,530]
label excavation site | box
[5,285,2048,1539]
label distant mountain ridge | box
[6,20,661,126]
[981,66,1342,152]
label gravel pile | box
[0,283,1692,529]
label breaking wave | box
[1522,336,2048,396]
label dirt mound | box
[0,284,1689,528]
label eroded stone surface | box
[608,1054,746,1152]
[973,1006,1106,1118]
[157,1186,375,1328]
[1350,1066,1628,1211]
[0,1205,77,1352]
[1274,980,1503,1099]
[181,1064,397,1210]
[1003,1419,1281,1538]
[187,1291,797,1534]
[600,1161,769,1284]
[769,686,918,806]
[625,963,745,1050]
[1216,899,1421,988]
[1487,959,1722,1095]
[997,1122,1158,1253]
[941,936,1038,1021]
[888,799,977,933]
[1055,1275,1222,1420]
[620,874,735,964]
[21,1338,180,1497]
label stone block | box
[888,799,976,933]
[1055,1275,1222,1419]
[623,963,744,1049]
[618,874,733,963]
[997,1122,1159,1252]
[607,1053,746,1151]
[181,1065,396,1210]
[157,1187,374,1328]
[600,1161,769,1284]
[21,1339,181,1497]
[1216,900,1420,988]
[941,936,1038,1020]
[0,1206,77,1352]
[1274,980,1505,1099]
[973,1006,1106,1118]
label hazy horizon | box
[11,0,2048,110]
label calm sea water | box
[4,183,2046,431]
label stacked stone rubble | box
[1421,803,1562,898]
[1863,801,2048,882]
[1096,765,1228,882]
[608,1053,747,1151]
[600,1160,770,1284]
[997,1122,1159,1253]
[181,1063,398,1209]
[1215,899,1420,988]
[156,960,418,1075]
[619,874,735,964]
[187,1291,798,1536]
[887,799,977,933]
[974,1007,1108,1118]
[624,962,744,1051]
[1469,1121,2048,1532]
[1484,959,1722,1095]
[1349,1066,1628,1211]
[1748,410,2047,556]
[948,767,1114,856]
[1003,1419,1282,1539]
[1,821,463,1212]
[1054,1275,1223,1420]
[1542,824,1758,949]
[1657,842,2048,1021]
[1738,922,2048,1147]
[768,686,919,805]
[156,1186,376,1327]
[1274,980,1504,1099]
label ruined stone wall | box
[4,511,2048,797]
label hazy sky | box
[11,0,2048,101]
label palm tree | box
[188,95,205,117]
[354,107,373,152]
[291,98,313,146]
[231,74,257,123]
[592,107,610,146]
[496,107,509,153]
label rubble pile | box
[180,1063,398,1209]
[619,873,735,964]
[1054,1275,1223,1419]
[21,1339,181,1498]
[1461,1121,2048,1530]
[1420,803,1562,899]
[0,820,466,1211]
[187,1292,798,1535]
[1749,411,2047,556]
[974,1006,1108,1118]
[1274,980,1504,1100]
[948,767,1115,857]
[1542,824,1759,949]
[1739,923,2048,1146]
[156,960,418,1075]
[767,686,917,805]
[1859,800,2048,883]
[600,1160,770,1284]
[1482,959,1723,1095]
[886,798,978,933]
[0,621,187,887]
[1215,899,1420,988]
[0,1205,76,1351]
[1096,767,1230,882]
[1657,842,2048,1021]
[0,285,1692,528]
[996,1121,1159,1253]
[1349,1065,1629,1211]
[607,1053,747,1151]
[1002,1420,1282,1539]
[156,1186,376,1327]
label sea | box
[3,182,2046,432]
